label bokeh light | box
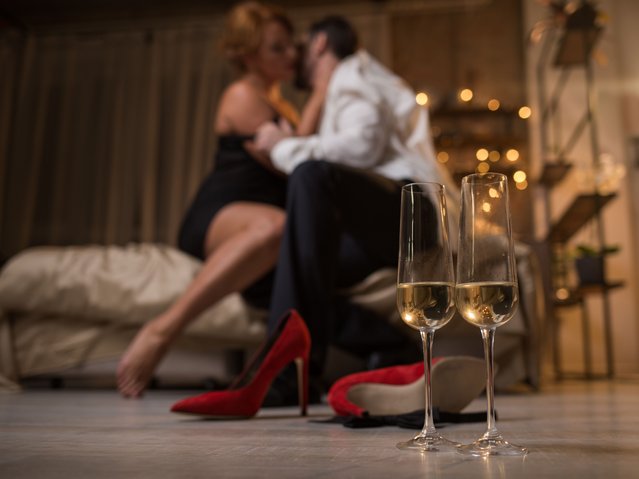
[476,148,489,161]
[477,162,490,173]
[459,88,474,102]
[506,149,520,162]
[518,106,532,119]
[487,99,500,111]
[416,92,429,106]
[513,170,527,183]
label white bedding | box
[0,243,267,338]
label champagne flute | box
[455,173,527,456]
[396,182,457,452]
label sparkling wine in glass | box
[396,182,457,452]
[455,173,527,456]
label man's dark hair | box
[309,16,358,59]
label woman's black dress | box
[177,134,287,307]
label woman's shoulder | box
[221,80,263,105]
[216,80,276,134]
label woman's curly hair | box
[221,1,294,71]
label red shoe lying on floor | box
[170,309,310,418]
[328,356,486,417]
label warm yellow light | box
[489,150,501,162]
[506,149,520,162]
[487,99,500,111]
[556,288,569,300]
[489,187,501,198]
[477,162,490,173]
[513,170,527,183]
[515,180,528,190]
[482,202,492,213]
[437,151,449,163]
[459,88,474,102]
[416,92,429,106]
[476,148,489,161]
[518,106,532,119]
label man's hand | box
[254,118,294,155]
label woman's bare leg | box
[117,202,285,398]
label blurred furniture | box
[535,1,623,379]
[0,242,542,391]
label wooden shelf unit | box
[535,2,620,380]
[554,26,602,67]
[538,161,573,188]
[546,193,616,243]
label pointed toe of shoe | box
[170,390,259,418]
[170,393,215,415]
[170,396,198,414]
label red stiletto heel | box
[171,309,311,418]
[328,356,485,417]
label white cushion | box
[0,243,266,342]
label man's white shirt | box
[271,50,460,242]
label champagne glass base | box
[397,432,460,452]
[456,435,527,457]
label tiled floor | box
[1,380,639,478]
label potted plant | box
[573,244,619,285]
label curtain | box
[0,25,232,260]
[0,33,20,260]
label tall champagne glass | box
[396,183,457,452]
[455,173,527,456]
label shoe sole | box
[171,410,252,420]
[346,356,486,416]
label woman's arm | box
[295,54,335,136]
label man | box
[255,16,459,391]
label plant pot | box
[575,256,605,285]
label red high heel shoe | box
[171,309,311,418]
[328,356,485,417]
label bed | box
[0,242,544,392]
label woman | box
[117,2,314,398]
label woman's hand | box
[254,118,294,154]
[243,118,293,177]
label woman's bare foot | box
[117,320,173,398]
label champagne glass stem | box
[421,329,436,435]
[481,327,498,438]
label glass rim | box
[461,172,507,185]
[402,181,445,192]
